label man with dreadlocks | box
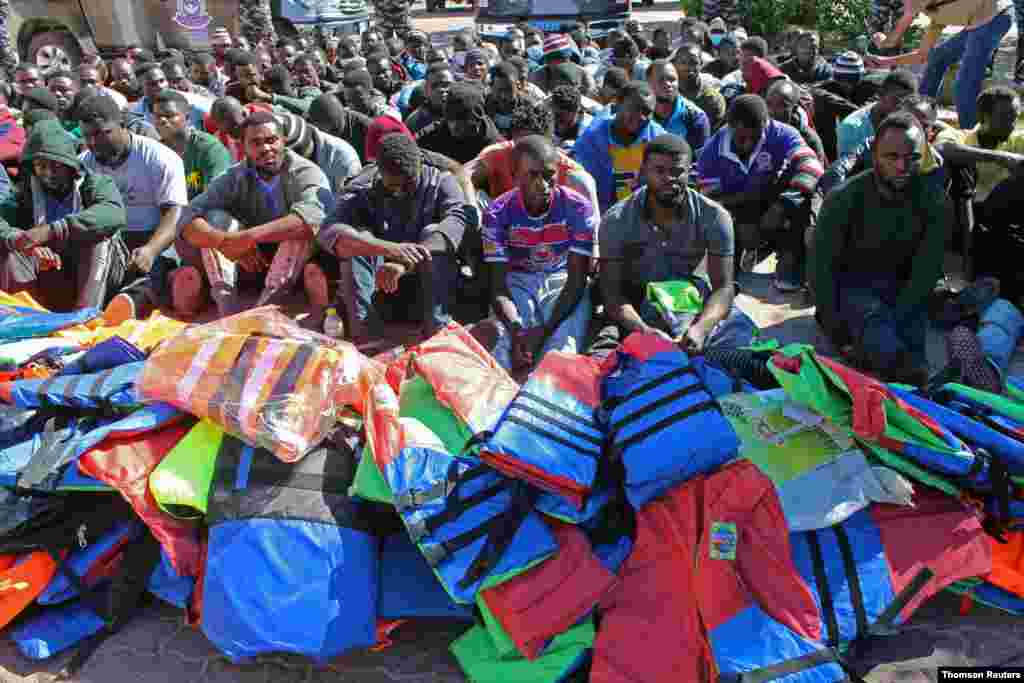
[318,133,469,342]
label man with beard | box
[482,135,596,370]
[107,58,140,102]
[591,133,756,356]
[405,63,453,134]
[174,111,334,319]
[647,60,711,155]
[486,61,535,137]
[164,59,213,99]
[416,81,501,164]
[574,82,667,213]
[318,133,468,341]
[190,53,226,98]
[0,120,128,312]
[813,112,947,386]
[673,44,726,132]
[766,79,826,162]
[697,95,823,291]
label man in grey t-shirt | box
[591,133,756,355]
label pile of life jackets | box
[0,293,1021,681]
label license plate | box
[529,19,563,32]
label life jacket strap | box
[502,415,603,458]
[18,416,81,490]
[608,383,707,437]
[602,365,697,411]
[611,399,721,455]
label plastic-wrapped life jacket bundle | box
[201,437,381,662]
[600,332,740,508]
[482,352,606,509]
[138,306,371,464]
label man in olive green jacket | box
[0,119,129,311]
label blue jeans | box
[978,298,1024,380]
[342,252,456,331]
[836,275,929,371]
[920,11,1013,129]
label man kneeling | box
[0,120,129,311]
[175,111,334,319]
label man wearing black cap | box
[416,81,501,164]
[318,133,469,341]
[174,111,334,319]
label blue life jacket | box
[56,336,145,376]
[386,445,558,605]
[0,361,145,411]
[202,437,381,663]
[37,520,142,605]
[0,305,99,342]
[482,352,606,510]
[601,340,740,508]
[378,532,474,620]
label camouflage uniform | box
[702,0,749,31]
[0,0,19,80]
[239,0,277,48]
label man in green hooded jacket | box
[0,119,129,311]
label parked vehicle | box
[475,0,630,40]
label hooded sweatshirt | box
[0,120,125,249]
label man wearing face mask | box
[416,81,501,164]
[673,44,727,132]
[590,133,756,356]
[779,32,832,84]
[574,81,667,213]
[318,133,468,341]
[0,120,128,312]
[175,111,334,319]
[482,134,596,370]
[813,112,946,385]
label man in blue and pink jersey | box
[483,135,597,371]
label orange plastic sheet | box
[384,322,519,434]
[0,551,59,630]
[986,531,1024,599]
[138,306,372,463]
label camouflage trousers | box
[239,0,277,47]
[0,0,19,80]
[702,0,748,31]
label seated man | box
[175,111,334,319]
[150,90,232,201]
[0,120,127,311]
[591,133,756,356]
[486,61,539,138]
[468,100,600,215]
[574,81,667,213]
[647,60,711,155]
[483,135,596,370]
[766,79,826,162]
[936,86,1024,228]
[416,81,503,165]
[77,93,187,310]
[549,85,593,153]
[778,31,833,84]
[405,63,454,135]
[819,93,953,198]
[317,133,468,341]
[697,95,823,291]
[836,69,916,159]
[307,93,374,162]
[672,44,727,132]
[813,112,948,386]
[131,62,209,130]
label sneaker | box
[947,325,1002,394]
[170,266,204,317]
[102,292,137,326]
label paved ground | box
[2,6,1024,681]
